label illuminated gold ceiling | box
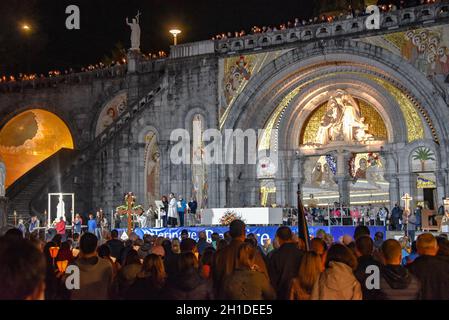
[0,109,74,188]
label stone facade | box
[1,2,449,219]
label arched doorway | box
[221,41,445,208]
[0,109,74,188]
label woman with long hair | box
[310,243,362,300]
[161,195,169,227]
[221,242,276,300]
[97,244,121,279]
[289,251,323,300]
[171,238,181,254]
[164,252,214,300]
[200,247,215,279]
[125,254,166,300]
[115,249,142,298]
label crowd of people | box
[0,51,167,85]
[304,202,449,233]
[2,1,442,85]
[1,218,448,300]
[210,0,444,41]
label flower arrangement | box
[116,205,127,215]
[124,192,136,205]
[219,210,243,226]
[133,205,144,214]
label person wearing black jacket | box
[379,239,420,300]
[354,235,382,300]
[268,226,304,300]
[408,233,449,300]
[161,195,169,227]
[390,204,402,231]
[106,229,124,261]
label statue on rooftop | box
[126,11,141,51]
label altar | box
[201,207,283,225]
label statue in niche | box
[311,161,334,188]
[314,90,374,145]
[56,195,66,222]
[321,163,334,187]
[311,162,323,187]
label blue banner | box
[118,225,386,246]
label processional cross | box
[401,193,413,236]
[125,193,135,236]
[401,193,413,214]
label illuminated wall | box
[0,109,74,188]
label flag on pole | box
[297,184,310,251]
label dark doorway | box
[423,188,435,210]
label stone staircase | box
[5,148,78,226]
[5,78,165,226]
[7,179,42,224]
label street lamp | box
[21,24,31,32]
[20,23,32,73]
[169,29,181,45]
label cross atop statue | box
[401,193,413,215]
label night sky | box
[0,0,317,76]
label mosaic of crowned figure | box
[315,90,373,145]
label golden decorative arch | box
[0,109,74,188]
[258,70,427,153]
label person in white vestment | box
[168,193,178,227]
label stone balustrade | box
[2,2,449,91]
[174,2,449,58]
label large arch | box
[0,109,74,188]
[221,39,449,206]
[224,40,447,147]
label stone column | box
[295,156,306,206]
[218,164,227,208]
[385,173,400,208]
[397,172,416,205]
[159,140,173,195]
[0,197,8,233]
[381,149,399,208]
[436,169,447,208]
[334,150,351,206]
[126,50,142,105]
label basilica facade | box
[1,2,449,222]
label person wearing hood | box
[70,233,113,300]
[378,239,420,300]
[163,252,214,300]
[310,243,362,300]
